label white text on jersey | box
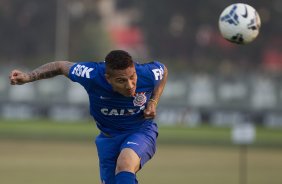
[72,64,94,78]
[101,106,145,116]
[152,66,164,80]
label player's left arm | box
[144,65,168,119]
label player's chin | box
[126,90,136,97]
[122,92,134,97]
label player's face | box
[105,66,137,97]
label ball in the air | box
[218,3,261,44]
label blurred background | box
[0,0,282,184]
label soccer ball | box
[218,3,261,44]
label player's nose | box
[125,80,134,90]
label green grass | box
[1,119,282,184]
[159,125,282,147]
[0,119,98,141]
[0,119,281,147]
[1,140,282,184]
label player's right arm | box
[9,61,74,85]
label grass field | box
[0,119,281,146]
[0,119,282,184]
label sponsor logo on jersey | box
[152,66,164,80]
[101,106,145,116]
[72,64,94,78]
[133,92,147,106]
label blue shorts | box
[95,123,158,184]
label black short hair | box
[105,50,134,73]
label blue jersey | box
[68,61,165,135]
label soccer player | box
[9,50,168,184]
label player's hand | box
[144,100,157,119]
[9,70,31,85]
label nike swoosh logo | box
[241,5,248,18]
[127,141,139,145]
[100,96,110,100]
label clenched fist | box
[144,100,157,119]
[9,70,31,85]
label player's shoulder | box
[70,61,105,79]
[135,61,165,83]
[136,60,164,74]
[136,61,164,71]
[71,61,105,70]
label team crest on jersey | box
[133,92,147,106]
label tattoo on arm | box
[60,61,74,77]
[28,61,74,82]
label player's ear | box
[105,73,111,84]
